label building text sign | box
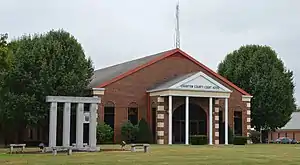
[180,84,221,90]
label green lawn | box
[1,144,300,165]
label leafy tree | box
[96,122,114,144]
[136,118,152,143]
[0,33,11,71]
[121,121,139,143]
[218,45,296,131]
[0,29,94,142]
[0,33,13,91]
[0,33,10,143]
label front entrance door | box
[172,103,207,144]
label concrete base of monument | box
[44,146,100,153]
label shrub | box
[233,136,248,145]
[249,130,261,144]
[136,118,152,143]
[121,121,139,143]
[228,126,234,144]
[96,122,114,144]
[190,135,208,145]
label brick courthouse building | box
[90,48,252,145]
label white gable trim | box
[147,71,233,98]
[149,89,231,98]
[92,88,105,95]
[242,95,253,102]
[169,71,232,92]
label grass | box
[1,144,300,165]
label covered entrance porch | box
[172,103,207,144]
[148,71,232,145]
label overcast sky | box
[2,0,300,104]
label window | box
[234,111,242,136]
[151,101,157,142]
[128,102,138,125]
[219,110,223,123]
[104,101,115,130]
[151,102,157,142]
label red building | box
[90,48,252,145]
[268,112,300,142]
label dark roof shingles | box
[89,51,168,88]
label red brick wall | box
[269,130,300,141]
[97,53,249,142]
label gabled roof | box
[148,71,232,93]
[279,112,300,130]
[89,49,174,88]
[91,48,251,96]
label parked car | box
[291,139,298,144]
[275,137,295,144]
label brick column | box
[246,102,251,143]
[214,99,220,144]
[157,97,165,144]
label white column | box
[76,103,84,148]
[168,95,172,145]
[225,98,229,145]
[185,96,189,145]
[63,102,71,147]
[209,97,213,145]
[49,102,57,147]
[89,103,98,149]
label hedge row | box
[233,136,248,145]
[190,135,248,145]
[190,135,208,145]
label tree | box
[136,118,152,143]
[218,45,296,131]
[0,33,11,71]
[0,33,13,90]
[0,33,12,144]
[96,122,114,144]
[121,121,139,143]
[0,29,94,143]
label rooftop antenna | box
[175,0,180,49]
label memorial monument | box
[45,96,101,152]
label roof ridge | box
[95,48,251,96]
[94,49,175,72]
